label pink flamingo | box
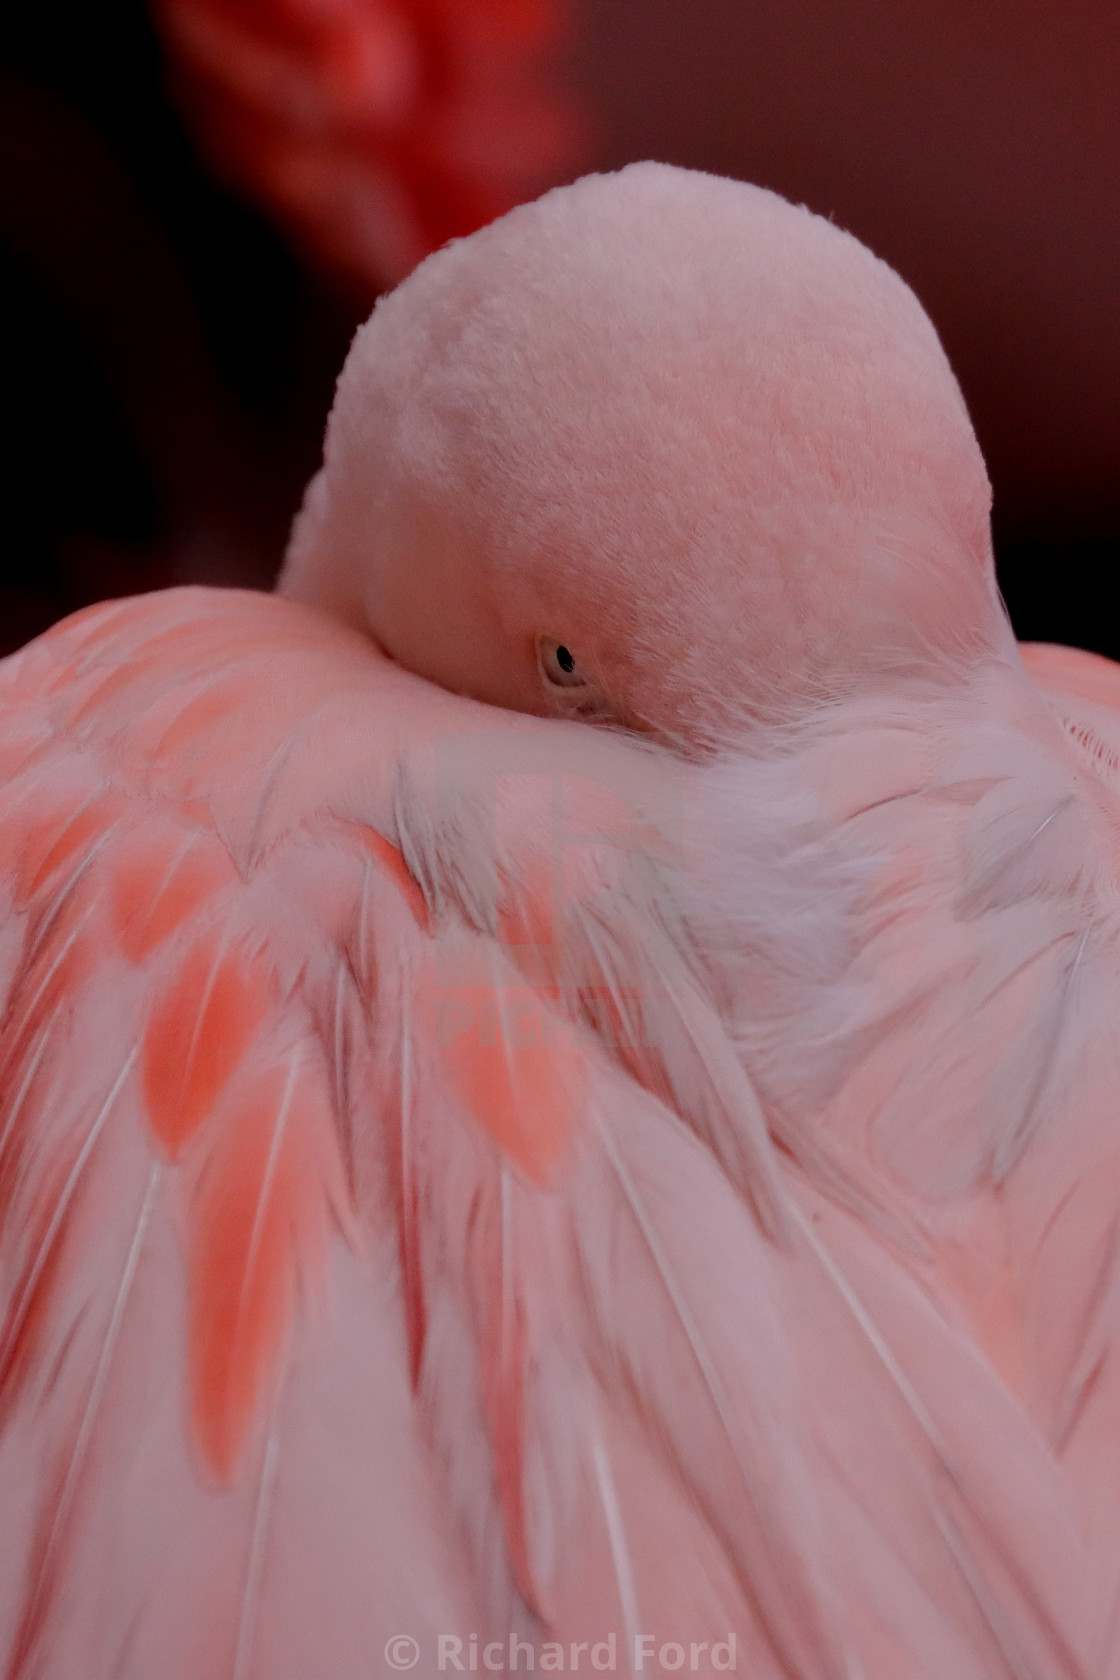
[1,163,1117,1678]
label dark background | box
[2,0,1117,657]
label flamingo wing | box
[675,645,1120,1679]
[4,592,1120,1678]
[0,591,485,1678]
[0,589,842,1680]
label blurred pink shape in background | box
[151,0,583,292]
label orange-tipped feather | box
[188,1047,348,1480]
[12,791,125,906]
[434,960,583,1187]
[113,828,235,965]
[142,935,270,1156]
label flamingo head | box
[281,162,1006,749]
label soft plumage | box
[3,164,1120,1679]
[284,163,1000,741]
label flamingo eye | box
[537,636,588,690]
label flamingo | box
[2,161,1118,1679]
